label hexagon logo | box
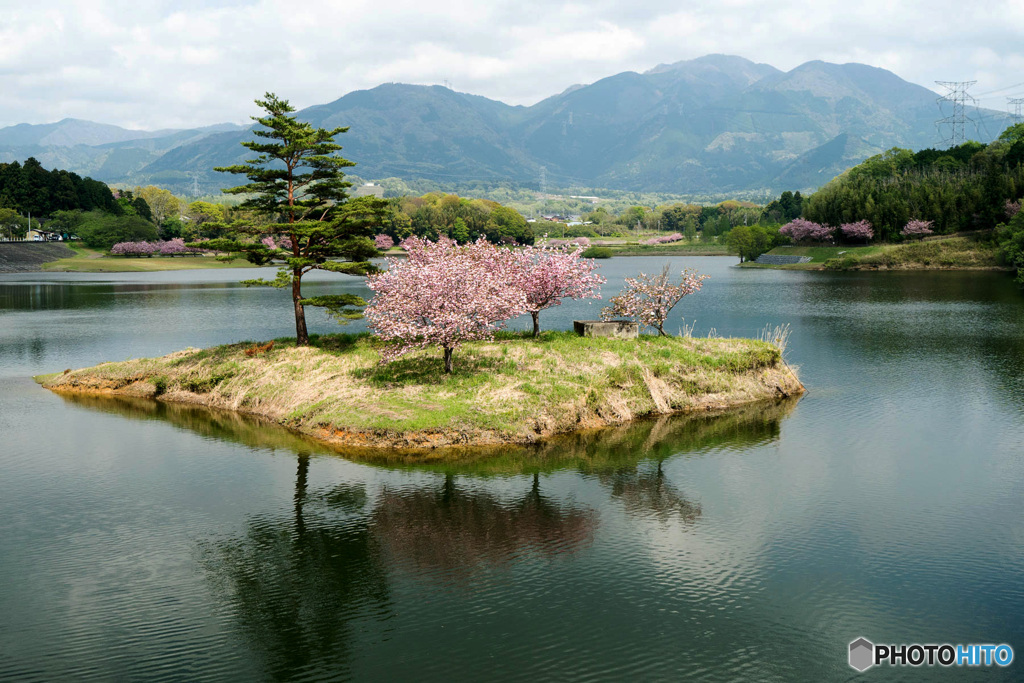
[849,638,874,672]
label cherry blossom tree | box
[158,238,203,255]
[365,237,527,373]
[374,234,394,250]
[780,218,834,242]
[601,265,708,336]
[643,232,685,245]
[505,244,605,336]
[111,241,157,256]
[840,220,874,242]
[901,219,934,238]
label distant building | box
[25,229,62,241]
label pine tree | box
[201,93,385,345]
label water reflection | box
[56,391,798,474]
[0,281,240,312]
[373,473,597,579]
[54,381,803,678]
[198,453,388,681]
[58,393,338,456]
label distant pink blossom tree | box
[505,243,606,336]
[1006,199,1022,219]
[901,219,934,238]
[374,234,394,250]
[780,218,833,242]
[643,232,685,245]
[111,241,157,256]
[840,220,874,242]
[601,265,709,336]
[260,235,294,251]
[365,237,527,373]
[158,238,202,255]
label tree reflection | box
[596,460,701,524]
[371,473,597,577]
[199,453,387,681]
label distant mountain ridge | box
[0,55,1013,196]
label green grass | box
[606,242,730,256]
[42,330,802,450]
[41,245,266,272]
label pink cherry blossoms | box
[601,265,708,336]
[643,233,685,245]
[374,234,395,250]
[111,239,205,256]
[504,243,606,335]
[780,218,834,242]
[547,237,590,248]
[260,235,294,251]
[111,241,157,256]
[365,237,528,373]
[901,219,934,238]
[840,220,874,241]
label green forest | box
[804,124,1024,238]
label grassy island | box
[39,331,802,451]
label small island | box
[39,331,802,451]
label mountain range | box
[0,55,1014,197]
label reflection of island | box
[371,473,597,576]
[358,396,800,476]
[199,454,387,681]
[56,392,798,477]
[58,393,335,456]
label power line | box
[974,81,1024,97]
[935,81,977,148]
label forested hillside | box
[803,124,1024,240]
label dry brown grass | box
[41,331,804,450]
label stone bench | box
[573,320,638,339]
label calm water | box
[1,257,1022,681]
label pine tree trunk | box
[292,271,309,346]
[531,311,540,337]
[443,346,454,374]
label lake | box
[1,257,1022,681]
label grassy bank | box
[741,236,1003,271]
[40,245,265,272]
[605,242,730,256]
[39,331,802,451]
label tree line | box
[802,125,1024,240]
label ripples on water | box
[1,259,1023,681]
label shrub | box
[581,246,612,259]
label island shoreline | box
[39,332,804,453]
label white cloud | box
[0,0,1022,129]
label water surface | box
[1,258,1022,681]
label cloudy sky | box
[2,0,1023,131]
